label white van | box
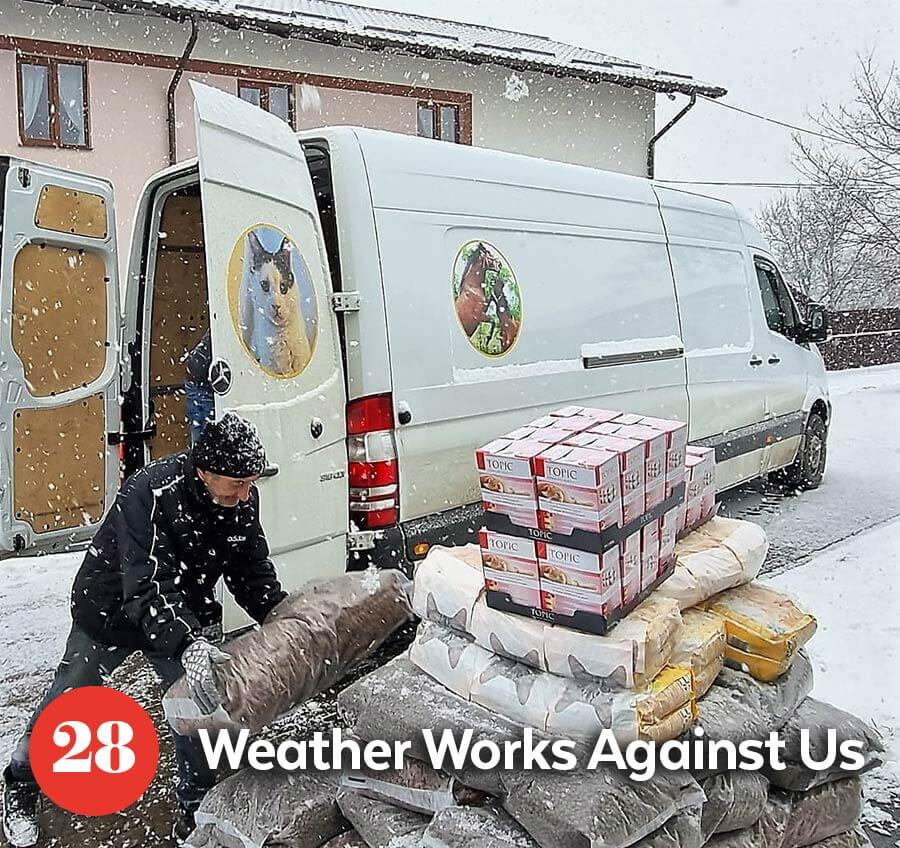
[0,84,829,622]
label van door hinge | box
[331,292,361,313]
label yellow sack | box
[700,583,816,680]
[671,609,727,697]
[641,703,697,744]
[614,664,696,743]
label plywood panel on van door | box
[34,184,108,239]
[12,244,108,397]
[13,394,106,532]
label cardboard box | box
[659,508,679,570]
[640,521,660,591]
[590,422,624,436]
[537,543,622,618]
[616,424,667,488]
[619,531,641,607]
[503,425,538,441]
[645,480,666,512]
[480,530,541,607]
[589,434,646,525]
[641,416,689,482]
[564,431,602,448]
[533,445,622,534]
[579,408,623,424]
[476,439,543,528]
[685,448,716,502]
[530,427,577,445]
[615,412,644,426]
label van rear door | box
[0,159,121,554]
[191,83,348,610]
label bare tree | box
[758,56,900,309]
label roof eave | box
[51,0,728,98]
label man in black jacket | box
[2,413,286,847]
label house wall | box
[0,0,656,275]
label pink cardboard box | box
[476,439,543,528]
[590,422,624,436]
[503,425,538,441]
[480,530,541,607]
[615,412,644,426]
[619,531,641,607]
[533,445,622,533]
[659,508,679,571]
[641,416,689,481]
[589,434,646,524]
[645,480,666,512]
[640,521,660,591]
[564,431,602,448]
[616,424,667,488]
[685,447,716,502]
[579,408,623,424]
[537,542,622,618]
[531,427,576,445]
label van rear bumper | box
[350,503,484,575]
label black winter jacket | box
[71,452,286,658]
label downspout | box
[647,92,697,179]
[167,14,199,166]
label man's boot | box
[2,768,40,848]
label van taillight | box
[346,394,399,530]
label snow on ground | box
[768,518,900,840]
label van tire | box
[776,412,828,490]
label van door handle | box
[749,356,763,367]
[768,355,781,365]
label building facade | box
[0,0,723,262]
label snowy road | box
[0,364,898,846]
[721,364,900,572]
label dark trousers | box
[7,625,216,810]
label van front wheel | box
[775,413,828,490]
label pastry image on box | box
[538,544,621,618]
[479,530,538,576]
[620,531,641,606]
[476,439,543,524]
[533,445,623,531]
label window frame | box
[754,257,800,341]
[237,79,294,128]
[16,54,91,150]
[417,100,461,143]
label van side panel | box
[656,187,770,489]
[358,132,688,522]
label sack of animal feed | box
[780,778,863,848]
[704,793,792,848]
[803,830,873,848]
[670,609,727,698]
[425,804,540,848]
[185,769,344,848]
[694,653,813,777]
[657,517,767,611]
[321,833,367,848]
[341,756,488,815]
[164,569,413,736]
[412,544,682,689]
[699,772,769,839]
[337,791,429,848]
[499,767,705,848]
[410,620,695,744]
[763,698,884,791]
[699,582,816,682]
[637,805,704,848]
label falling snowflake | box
[504,73,530,102]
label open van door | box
[0,159,120,555]
[191,83,348,619]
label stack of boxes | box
[477,407,719,634]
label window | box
[17,56,89,148]
[238,81,293,126]
[755,262,798,339]
[417,101,460,142]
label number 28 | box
[52,721,136,774]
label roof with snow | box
[73,0,727,98]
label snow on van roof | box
[67,0,726,98]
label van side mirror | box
[800,303,828,344]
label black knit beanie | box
[192,412,268,478]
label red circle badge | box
[29,686,159,816]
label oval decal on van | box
[452,240,522,357]
[227,224,318,379]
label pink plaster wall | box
[0,50,171,280]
